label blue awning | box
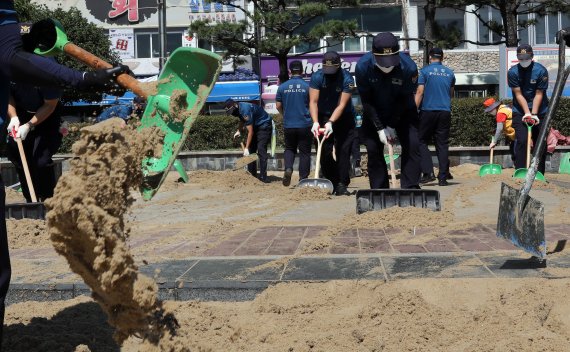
[207,81,260,103]
[70,91,137,107]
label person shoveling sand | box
[45,119,180,348]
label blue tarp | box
[206,81,260,103]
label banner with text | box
[109,28,135,60]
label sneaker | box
[438,179,449,186]
[259,177,270,184]
[354,167,362,177]
[420,173,436,184]
[335,183,351,196]
[283,168,293,186]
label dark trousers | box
[0,177,9,349]
[318,125,356,187]
[284,127,312,180]
[362,109,422,189]
[512,112,546,174]
[351,131,361,168]
[6,127,62,202]
[418,110,451,181]
[247,126,271,179]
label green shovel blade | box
[384,154,400,164]
[478,164,502,176]
[139,47,221,200]
[512,168,546,182]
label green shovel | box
[513,122,546,182]
[479,137,502,176]
[31,19,221,199]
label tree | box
[190,0,360,83]
[441,0,570,47]
[15,0,121,103]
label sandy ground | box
[4,157,570,350]
[3,278,570,351]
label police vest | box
[498,105,515,141]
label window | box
[344,37,361,52]
[198,38,226,54]
[418,7,466,49]
[477,6,503,45]
[518,10,569,46]
[135,29,184,58]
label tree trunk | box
[423,0,436,66]
[277,53,289,84]
[502,1,519,47]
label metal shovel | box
[30,18,221,200]
[497,28,570,259]
[297,129,334,194]
[479,137,502,176]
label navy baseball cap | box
[429,47,443,59]
[224,98,237,115]
[517,44,533,60]
[289,60,303,72]
[372,32,400,67]
[322,51,341,74]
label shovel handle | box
[313,131,326,179]
[16,138,38,203]
[526,124,532,169]
[63,43,148,99]
[387,143,398,188]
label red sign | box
[115,39,129,51]
[108,0,139,22]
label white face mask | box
[376,64,395,73]
[519,60,532,68]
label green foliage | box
[14,0,121,104]
[191,0,359,81]
[433,21,463,49]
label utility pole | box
[158,0,168,71]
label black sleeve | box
[355,65,384,131]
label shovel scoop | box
[297,129,334,194]
[30,19,222,200]
[479,137,502,176]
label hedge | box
[9,97,570,154]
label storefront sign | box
[260,52,365,81]
[109,28,135,59]
[188,0,244,24]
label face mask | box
[376,64,395,73]
[519,60,532,68]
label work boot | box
[438,179,449,186]
[283,168,293,186]
[420,173,436,184]
[446,172,454,180]
[259,176,270,184]
[335,183,351,196]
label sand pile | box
[5,187,25,203]
[4,278,570,351]
[188,170,263,189]
[45,119,180,348]
[288,187,333,201]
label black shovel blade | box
[5,202,46,220]
[496,182,546,258]
[355,189,441,214]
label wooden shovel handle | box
[527,126,532,169]
[387,143,398,188]
[16,138,37,203]
[63,43,148,99]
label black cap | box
[517,44,533,60]
[322,51,341,74]
[289,60,303,73]
[372,32,400,67]
[224,98,237,115]
[429,47,443,59]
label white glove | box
[16,122,31,141]
[378,127,396,145]
[324,121,333,139]
[522,113,540,125]
[7,116,19,135]
[233,130,241,139]
[311,122,320,138]
[489,142,496,149]
[243,148,250,156]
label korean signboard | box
[109,28,135,59]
